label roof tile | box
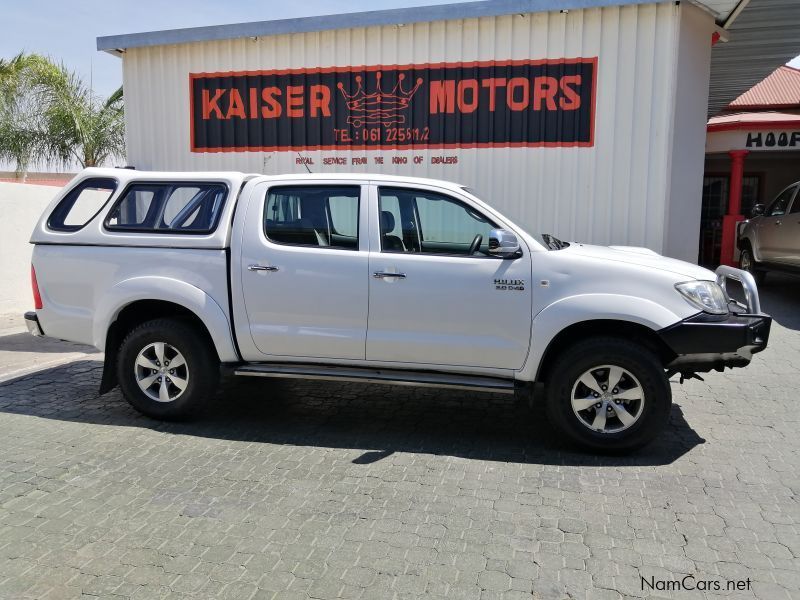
[728,65,800,109]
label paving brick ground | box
[0,276,799,599]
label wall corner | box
[662,3,716,263]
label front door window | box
[378,187,497,256]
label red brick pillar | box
[719,149,748,267]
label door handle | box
[373,271,406,279]
[775,220,782,225]
[248,264,279,272]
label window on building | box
[698,174,760,266]
[105,182,228,233]
[264,186,360,250]
[47,178,117,232]
[741,176,760,217]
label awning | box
[708,0,800,115]
[95,0,769,54]
[707,111,800,132]
[92,0,800,119]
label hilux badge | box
[494,278,525,291]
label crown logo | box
[337,72,423,127]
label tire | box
[544,336,671,452]
[117,318,219,420]
[739,246,766,286]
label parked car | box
[738,181,800,284]
[25,169,771,451]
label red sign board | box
[190,58,597,152]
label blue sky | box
[3,1,799,99]
[0,0,457,98]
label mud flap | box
[99,355,118,394]
[98,323,120,394]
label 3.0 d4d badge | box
[494,278,525,291]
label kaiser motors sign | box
[189,58,597,152]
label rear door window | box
[105,183,227,233]
[264,185,360,250]
[328,195,359,238]
[47,178,117,232]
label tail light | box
[31,265,43,309]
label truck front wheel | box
[739,246,766,285]
[117,318,219,420]
[545,337,671,452]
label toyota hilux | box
[25,169,771,451]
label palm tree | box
[0,53,54,177]
[0,52,125,177]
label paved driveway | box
[0,277,799,600]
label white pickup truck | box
[25,168,771,451]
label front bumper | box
[24,311,44,337]
[659,265,770,373]
[659,311,771,372]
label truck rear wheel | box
[545,337,671,452]
[117,318,219,420]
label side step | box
[234,363,516,394]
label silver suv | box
[738,181,800,284]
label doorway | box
[698,174,760,266]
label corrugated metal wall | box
[122,3,688,253]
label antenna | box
[297,152,312,174]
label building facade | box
[100,0,769,263]
[702,65,800,266]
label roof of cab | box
[74,167,256,182]
[30,168,473,248]
[78,167,467,191]
[255,171,467,190]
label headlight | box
[675,281,729,314]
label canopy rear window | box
[47,178,117,232]
[104,182,228,234]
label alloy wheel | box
[740,250,753,272]
[134,342,189,402]
[570,365,645,433]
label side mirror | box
[487,229,521,258]
[751,203,765,217]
